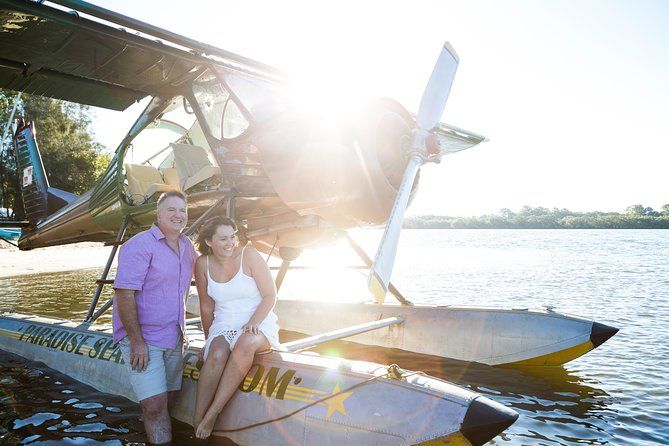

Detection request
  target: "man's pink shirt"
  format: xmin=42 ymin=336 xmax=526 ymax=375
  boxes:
xmin=112 ymin=224 xmax=197 ymax=348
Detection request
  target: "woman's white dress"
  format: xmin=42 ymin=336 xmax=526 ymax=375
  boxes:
xmin=203 ymin=247 xmax=280 ymax=359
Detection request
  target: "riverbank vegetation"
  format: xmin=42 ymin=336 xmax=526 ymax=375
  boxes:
xmin=0 ymin=91 xmax=109 ymax=220
xmin=405 ymin=205 xmax=669 ymax=229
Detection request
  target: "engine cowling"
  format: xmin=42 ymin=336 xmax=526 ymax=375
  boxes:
xmin=256 ymin=98 xmax=419 ymax=229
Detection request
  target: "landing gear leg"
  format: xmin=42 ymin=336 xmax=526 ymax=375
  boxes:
xmin=183 ymin=195 xmax=232 ymax=237
xmin=275 ymin=260 xmax=290 ymax=292
xmin=85 ymin=216 xmax=130 ymax=322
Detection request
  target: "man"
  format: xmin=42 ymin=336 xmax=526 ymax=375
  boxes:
xmin=113 ymin=190 xmax=196 ymax=444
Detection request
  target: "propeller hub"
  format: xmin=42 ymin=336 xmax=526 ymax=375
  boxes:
xmin=426 ymin=134 xmax=440 ymax=156
xmin=374 ymin=103 xmax=418 ymax=192
xmin=408 ymin=129 xmax=442 ymax=164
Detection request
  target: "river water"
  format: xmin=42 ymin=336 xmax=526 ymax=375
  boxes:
xmin=1 ymin=229 xmax=667 ymax=445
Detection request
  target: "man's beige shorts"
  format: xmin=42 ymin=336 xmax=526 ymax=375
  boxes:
xmin=119 ymin=335 xmax=184 ymax=401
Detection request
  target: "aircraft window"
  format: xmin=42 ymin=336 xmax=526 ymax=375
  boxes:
xmin=158 ymin=151 xmax=175 ymax=170
xmin=161 ymin=97 xmax=198 ymax=131
xmin=123 ymin=96 xmax=196 ymax=166
xmin=219 ymin=70 xmax=288 ymax=122
xmin=124 ymin=125 xmax=184 ymax=166
xmin=222 ymin=99 xmax=247 ymax=139
xmin=192 ymin=71 xmax=249 ymax=140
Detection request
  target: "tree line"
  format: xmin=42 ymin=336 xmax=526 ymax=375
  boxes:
xmin=0 ymin=91 xmax=109 ymax=219
xmin=404 ymin=205 xmax=669 ymax=229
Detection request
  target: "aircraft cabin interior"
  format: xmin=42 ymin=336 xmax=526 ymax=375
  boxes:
xmin=118 ymin=65 xmax=282 ymax=207
xmin=120 ymin=84 xmax=249 ymax=206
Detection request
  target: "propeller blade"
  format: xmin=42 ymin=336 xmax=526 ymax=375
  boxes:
xmin=368 ymin=42 xmax=460 ymax=303
xmin=368 ymin=155 xmax=422 ymax=303
xmin=415 ymin=42 xmax=459 ymax=131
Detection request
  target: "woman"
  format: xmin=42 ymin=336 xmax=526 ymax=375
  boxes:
xmin=193 ymin=216 xmax=280 ymax=439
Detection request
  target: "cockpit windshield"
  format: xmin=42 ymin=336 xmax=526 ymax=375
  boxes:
xmin=192 ymin=70 xmax=249 ymax=140
xmin=191 ymin=67 xmax=289 ymax=136
xmin=217 ymin=70 xmax=289 ymax=123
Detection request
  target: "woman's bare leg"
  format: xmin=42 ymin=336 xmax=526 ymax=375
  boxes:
xmin=195 ymin=333 xmax=269 ymax=439
xmin=193 ymin=336 xmax=230 ymax=429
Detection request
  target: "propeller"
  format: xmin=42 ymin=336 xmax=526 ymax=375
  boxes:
xmin=367 ymin=42 xmax=459 ymax=303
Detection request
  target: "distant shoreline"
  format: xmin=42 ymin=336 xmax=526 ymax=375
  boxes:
xmin=404 ymin=206 xmax=669 ymax=230
xmin=402 ymin=226 xmax=669 ymax=229
xmin=402 ymin=223 xmax=669 ymax=231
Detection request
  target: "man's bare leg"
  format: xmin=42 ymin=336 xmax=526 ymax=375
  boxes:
xmin=168 ymin=390 xmax=179 ymax=407
xmin=141 ymin=392 xmax=172 ymax=444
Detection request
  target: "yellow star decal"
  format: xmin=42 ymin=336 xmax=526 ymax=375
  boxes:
xmin=323 ymin=383 xmax=353 ymax=419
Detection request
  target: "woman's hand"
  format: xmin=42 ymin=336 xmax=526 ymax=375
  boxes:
xmin=242 ymin=323 xmax=260 ymax=335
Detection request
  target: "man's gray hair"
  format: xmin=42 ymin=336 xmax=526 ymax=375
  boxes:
xmin=157 ymin=190 xmax=187 ymax=207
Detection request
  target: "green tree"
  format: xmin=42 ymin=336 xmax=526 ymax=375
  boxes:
xmin=1 ymin=91 xmax=109 ymax=217
xmin=661 ymin=204 xmax=669 ymax=216
xmin=499 ymin=208 xmax=515 ymax=219
xmin=21 ymin=95 xmax=110 ymax=194
xmin=405 ymin=205 xmax=669 ymax=229
xmin=643 ymin=207 xmax=660 ymax=217
xmin=625 ymin=204 xmax=645 ymax=216
xmin=0 ymin=92 xmax=21 ymax=217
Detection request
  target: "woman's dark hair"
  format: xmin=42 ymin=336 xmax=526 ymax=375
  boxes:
xmin=196 ymin=216 xmax=238 ymax=255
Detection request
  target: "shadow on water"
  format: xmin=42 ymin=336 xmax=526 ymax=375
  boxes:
xmin=0 ymin=349 xmax=146 ymax=444
xmin=0 ymin=349 xmax=202 ymax=445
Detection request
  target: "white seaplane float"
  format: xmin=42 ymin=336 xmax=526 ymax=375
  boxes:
xmin=0 ymin=312 xmax=517 ymax=445
xmin=0 ymin=0 xmax=614 ymax=443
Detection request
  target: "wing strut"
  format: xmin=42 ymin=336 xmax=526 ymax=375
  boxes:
xmin=183 ymin=195 xmax=231 ymax=237
xmin=281 ymin=317 xmax=405 ymax=352
xmin=345 ymin=233 xmax=413 ymax=306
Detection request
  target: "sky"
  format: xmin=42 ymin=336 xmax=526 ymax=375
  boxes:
xmin=90 ymin=0 xmax=669 ymax=216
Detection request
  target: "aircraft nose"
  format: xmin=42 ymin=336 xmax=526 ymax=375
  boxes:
xmin=590 ymin=322 xmax=619 ymax=348
xmin=460 ymin=396 xmax=518 ymax=445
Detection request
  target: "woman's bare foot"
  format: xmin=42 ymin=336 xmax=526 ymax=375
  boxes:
xmin=192 ymin=416 xmax=201 ymax=436
xmin=195 ymin=412 xmax=217 ymax=440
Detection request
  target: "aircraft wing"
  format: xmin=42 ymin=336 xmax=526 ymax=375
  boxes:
xmin=0 ymin=0 xmax=283 ymax=110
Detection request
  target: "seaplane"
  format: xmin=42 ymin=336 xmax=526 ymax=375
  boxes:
xmin=0 ymin=0 xmax=614 ymax=442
